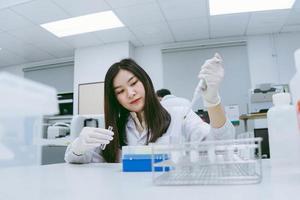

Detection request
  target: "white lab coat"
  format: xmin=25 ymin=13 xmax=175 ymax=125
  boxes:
xmin=64 ymin=104 xmax=235 ymax=164
xmin=160 ymin=94 xmax=191 ymax=108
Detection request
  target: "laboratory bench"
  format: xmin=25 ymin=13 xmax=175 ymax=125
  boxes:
xmin=239 ymin=112 xmax=267 ymax=131
xmin=0 ymin=161 xmax=299 ymax=200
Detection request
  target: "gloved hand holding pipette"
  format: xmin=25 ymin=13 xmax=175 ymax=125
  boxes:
xmin=198 ymin=53 xmax=224 ymax=108
xmin=71 ymin=127 xmax=114 ymax=155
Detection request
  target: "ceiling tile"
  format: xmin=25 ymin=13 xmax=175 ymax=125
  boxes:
xmin=52 ymin=0 xmax=110 ymax=16
xmin=8 ymin=26 xmax=74 ymax=57
xmin=158 ymin=0 xmax=208 ymax=20
xmin=285 ymin=10 xmax=300 ymax=25
xmin=129 ymin=40 xmax=143 ymax=47
xmin=0 ymin=32 xmax=54 ymax=61
xmin=105 ymin=0 xmax=155 ymax=8
xmin=210 ymin=13 xmax=250 ymax=38
xmin=114 ymin=2 xmax=165 ymax=27
xmin=11 ymin=0 xmax=70 ymax=24
xmin=18 ymin=47 xmax=55 ymax=62
xmin=0 ymin=49 xmax=27 ymax=67
xmin=168 ymin=18 xmax=209 ymax=41
xmin=247 ymin=10 xmax=290 ymax=35
xmin=9 ymin=26 xmax=70 ymax=47
xmin=0 ymin=9 xmax=34 ymax=31
xmin=47 ymin=47 xmax=74 ymax=58
xmin=0 ymin=31 xmax=31 ymax=49
xmin=93 ymin=27 xmax=138 ymax=44
xmin=248 ymin=10 xmax=289 ymax=27
xmin=0 ymin=0 xmax=33 ymax=9
xmin=131 ymin=22 xmax=174 ymax=45
xmin=62 ymin=33 xmax=104 ymax=48
xmin=0 ymin=0 xmax=299 ymax=66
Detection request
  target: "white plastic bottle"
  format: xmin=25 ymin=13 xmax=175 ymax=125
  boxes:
xmin=267 ymin=92 xmax=300 ymax=166
xmin=290 ymin=49 xmax=300 ymax=132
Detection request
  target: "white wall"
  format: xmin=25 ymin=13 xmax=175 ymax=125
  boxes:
xmin=275 ymin=32 xmax=300 ymax=82
xmin=134 ymin=45 xmax=163 ymax=90
xmin=247 ymin=35 xmax=278 ymax=87
xmin=247 ymin=32 xmax=300 ymax=87
xmin=73 ymin=42 xmax=134 ymax=114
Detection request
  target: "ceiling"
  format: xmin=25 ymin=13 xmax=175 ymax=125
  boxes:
xmin=0 ymin=0 xmax=300 ymax=68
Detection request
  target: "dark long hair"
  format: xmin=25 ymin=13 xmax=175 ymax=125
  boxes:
xmin=103 ymin=58 xmax=171 ymax=163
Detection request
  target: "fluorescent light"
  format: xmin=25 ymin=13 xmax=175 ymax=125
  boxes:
xmin=41 ymin=11 xmax=124 ymax=37
xmin=209 ymin=0 xmax=296 ymax=16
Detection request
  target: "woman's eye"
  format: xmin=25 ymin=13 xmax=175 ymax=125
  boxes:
xmin=130 ymin=80 xmax=138 ymax=86
xmin=116 ymin=90 xmax=124 ymax=95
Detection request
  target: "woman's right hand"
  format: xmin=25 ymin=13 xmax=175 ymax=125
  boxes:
xmin=198 ymin=53 xmax=224 ymax=107
xmin=71 ymin=127 xmax=114 ymax=155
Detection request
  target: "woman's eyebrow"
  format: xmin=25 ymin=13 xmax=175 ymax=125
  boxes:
xmin=114 ymin=76 xmax=136 ymax=89
xmin=127 ymin=76 xmax=135 ymax=82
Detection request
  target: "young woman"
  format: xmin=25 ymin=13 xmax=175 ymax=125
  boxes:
xmin=65 ymin=54 xmax=235 ymax=163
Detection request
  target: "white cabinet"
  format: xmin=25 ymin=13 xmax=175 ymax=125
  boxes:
xmin=36 ymin=115 xmax=73 ymax=165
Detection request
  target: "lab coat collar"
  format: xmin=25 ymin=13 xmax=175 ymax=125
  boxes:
xmin=127 ymin=115 xmax=148 ymax=140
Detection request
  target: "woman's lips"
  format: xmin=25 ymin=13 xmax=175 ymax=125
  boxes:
xmin=130 ymin=98 xmax=141 ymax=104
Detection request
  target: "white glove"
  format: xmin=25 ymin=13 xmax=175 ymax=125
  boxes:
xmin=198 ymin=53 xmax=224 ymax=107
xmin=71 ymin=127 xmax=114 ymax=155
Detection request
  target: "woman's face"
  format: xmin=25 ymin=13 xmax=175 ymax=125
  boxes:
xmin=113 ymin=69 xmax=145 ymax=114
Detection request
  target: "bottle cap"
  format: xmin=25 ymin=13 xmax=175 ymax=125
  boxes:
xmin=272 ymin=92 xmax=291 ymax=106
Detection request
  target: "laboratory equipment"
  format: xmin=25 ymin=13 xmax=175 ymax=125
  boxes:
xmin=183 ymin=78 xmax=207 ymax=120
xmin=122 ymin=145 xmax=169 ymax=172
xmin=47 ymin=122 xmax=70 ymax=139
xmin=267 ymin=93 xmax=300 ymax=166
xmin=248 ymin=83 xmax=288 ymax=113
xmin=151 ymin=138 xmax=263 ymax=185
xmin=0 ymin=72 xmax=58 ymax=166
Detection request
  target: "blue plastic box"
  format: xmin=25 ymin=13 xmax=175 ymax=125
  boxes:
xmin=122 ymin=154 xmax=170 ymax=172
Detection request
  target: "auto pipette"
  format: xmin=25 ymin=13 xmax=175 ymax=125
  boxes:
xmin=184 ymin=53 xmax=222 ymax=119
xmin=100 ymin=126 xmax=113 ymax=150
xmin=184 ymin=78 xmax=207 ymax=119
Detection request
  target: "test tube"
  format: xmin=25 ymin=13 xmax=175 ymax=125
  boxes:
xmin=100 ymin=126 xmax=113 ymax=150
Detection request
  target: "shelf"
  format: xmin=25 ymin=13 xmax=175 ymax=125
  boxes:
xmin=34 ymin=136 xmax=73 ymax=146
xmin=44 ymin=115 xmax=73 ymax=120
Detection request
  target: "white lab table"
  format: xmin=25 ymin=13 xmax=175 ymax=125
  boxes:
xmin=0 ymin=161 xmax=299 ymax=200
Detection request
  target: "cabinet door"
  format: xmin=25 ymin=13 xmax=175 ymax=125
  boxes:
xmin=78 ymin=82 xmax=104 ymax=115
xmin=41 ymin=145 xmax=67 ymax=165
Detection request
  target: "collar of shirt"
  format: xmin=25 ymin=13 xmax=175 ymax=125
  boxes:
xmin=129 ymin=112 xmax=146 ymax=133
xmin=127 ymin=115 xmax=148 ymax=144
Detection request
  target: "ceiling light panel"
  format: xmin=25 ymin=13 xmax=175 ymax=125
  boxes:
xmin=41 ymin=11 xmax=124 ymax=37
xmin=209 ymin=0 xmax=296 ymax=15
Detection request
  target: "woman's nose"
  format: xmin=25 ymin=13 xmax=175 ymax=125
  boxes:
xmin=127 ymin=87 xmax=136 ymax=98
